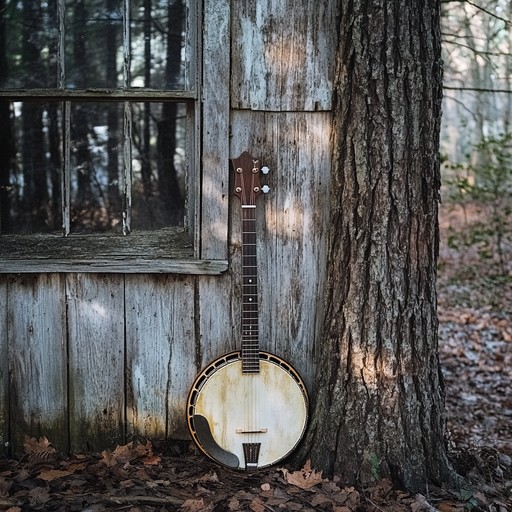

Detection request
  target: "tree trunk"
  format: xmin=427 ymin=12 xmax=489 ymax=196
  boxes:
xmin=298 ymin=0 xmax=453 ymax=492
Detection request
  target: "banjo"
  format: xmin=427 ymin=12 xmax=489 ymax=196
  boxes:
xmin=187 ymin=151 xmax=309 ymax=470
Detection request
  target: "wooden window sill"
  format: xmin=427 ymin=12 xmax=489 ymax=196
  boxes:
xmin=0 ymin=229 xmax=228 ymax=275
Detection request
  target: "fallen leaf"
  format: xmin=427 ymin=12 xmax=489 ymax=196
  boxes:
xmin=37 ymin=469 xmax=75 ymax=481
xmin=437 ymin=502 xmax=465 ymax=512
xmin=312 ymin=493 xmax=333 ymax=506
xmin=181 ymin=498 xmax=209 ymax=511
xmin=227 ymin=497 xmax=240 ymax=511
xmin=281 ymin=459 xmax=323 ymax=489
xmin=23 ymin=436 xmax=57 ymax=462
xmin=249 ymin=497 xmax=265 ymax=512
xmin=101 ymin=440 xmax=155 ymax=466
xmin=143 ymin=453 xmax=161 ymax=466
xmin=28 ymin=487 xmax=50 ymax=508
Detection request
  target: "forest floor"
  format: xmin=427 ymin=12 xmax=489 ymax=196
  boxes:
xmin=0 ymin=200 xmax=511 ymax=512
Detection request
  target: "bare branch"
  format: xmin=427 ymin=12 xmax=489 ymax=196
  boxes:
xmin=441 ymin=37 xmax=512 ymax=58
xmin=444 ymin=85 xmax=512 ymax=94
xmin=441 ymin=0 xmax=512 ymax=25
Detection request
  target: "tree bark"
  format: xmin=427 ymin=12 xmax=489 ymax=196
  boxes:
xmin=298 ymin=0 xmax=454 ymax=492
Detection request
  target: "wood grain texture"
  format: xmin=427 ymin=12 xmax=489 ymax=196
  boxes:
xmin=0 ymin=259 xmax=227 ymax=274
xmin=231 ymin=0 xmax=338 ymax=111
xmin=0 ymin=229 xmax=228 ymax=274
xmin=230 ymin=111 xmax=332 ymax=390
xmin=67 ymin=274 xmax=125 ymax=451
xmin=201 ymin=0 xmax=230 ymax=259
xmin=196 ymin=273 xmax=238 ymax=367
xmin=7 ymin=274 xmax=68 ymax=453
xmin=125 ymin=274 xmax=195 ymax=440
xmin=0 ymin=277 xmax=8 ymax=456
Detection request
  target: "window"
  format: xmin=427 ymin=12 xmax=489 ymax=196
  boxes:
xmin=0 ymin=0 xmax=229 ymax=273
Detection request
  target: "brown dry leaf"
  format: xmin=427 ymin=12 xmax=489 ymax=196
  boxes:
xmin=102 ymin=440 xmax=154 ymax=466
xmin=412 ymin=494 xmax=444 ymax=511
xmin=333 ymin=507 xmax=352 ymax=512
xmin=234 ymin=490 xmax=255 ymax=501
xmin=181 ymin=498 xmax=213 ymax=511
xmin=437 ymin=502 xmax=465 ymax=512
xmin=312 ymin=493 xmax=334 ymax=506
xmin=282 ymin=459 xmax=323 ymax=489
xmin=249 ymin=497 xmax=266 ymax=512
xmin=260 ymin=482 xmax=271 ymax=491
xmin=27 ymin=487 xmax=50 ymax=508
xmin=198 ymin=471 xmax=219 ymax=483
xmin=342 ymin=487 xmax=361 ymax=509
xmin=37 ymin=468 xmax=75 ymax=481
xmin=227 ymin=497 xmax=240 ymax=511
xmin=23 ymin=436 xmax=57 ymax=461
xmin=143 ymin=453 xmax=161 ymax=466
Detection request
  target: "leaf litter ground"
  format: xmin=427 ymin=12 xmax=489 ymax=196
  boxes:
xmin=0 ymin=201 xmax=511 ymax=512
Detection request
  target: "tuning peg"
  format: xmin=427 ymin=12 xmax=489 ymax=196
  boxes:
xmin=261 ymin=166 xmax=270 ymax=175
xmin=262 ymin=185 xmax=270 ymax=194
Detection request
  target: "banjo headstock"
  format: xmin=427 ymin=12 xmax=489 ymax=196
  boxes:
xmin=232 ymin=151 xmax=270 ymax=206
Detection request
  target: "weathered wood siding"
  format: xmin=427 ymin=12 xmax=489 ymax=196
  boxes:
xmin=232 ymin=0 xmax=337 ymax=111
xmin=0 ymin=0 xmax=336 ymax=455
xmin=230 ymin=111 xmax=332 ymax=383
xmin=6 ymin=275 xmax=68 ymax=452
xmin=0 ymin=278 xmax=8 ymax=457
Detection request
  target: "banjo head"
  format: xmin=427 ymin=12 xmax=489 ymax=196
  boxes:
xmin=187 ymin=351 xmax=308 ymax=470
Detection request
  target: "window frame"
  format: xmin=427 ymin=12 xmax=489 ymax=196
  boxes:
xmin=0 ymin=0 xmax=230 ymax=275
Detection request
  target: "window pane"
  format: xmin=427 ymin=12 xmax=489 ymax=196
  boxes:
xmin=130 ymin=102 xmax=187 ymax=230
xmin=0 ymin=0 xmax=59 ymax=89
xmin=65 ymin=0 xmax=124 ymax=89
xmin=69 ymin=102 xmax=124 ymax=233
xmin=130 ymin=0 xmax=188 ymax=89
xmin=68 ymin=101 xmax=187 ymax=234
xmin=0 ymin=101 xmax=63 ymax=234
xmin=0 ymin=0 xmax=191 ymax=91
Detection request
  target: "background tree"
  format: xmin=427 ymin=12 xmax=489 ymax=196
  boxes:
xmin=157 ymin=0 xmax=185 ymax=225
xmin=441 ymin=0 xmax=512 ymax=162
xmin=440 ymin=0 xmax=512 ymax=278
xmin=298 ymin=0 xmax=454 ymax=492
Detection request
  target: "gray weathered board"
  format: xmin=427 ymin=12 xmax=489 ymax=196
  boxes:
xmin=0 ymin=0 xmax=337 ymax=455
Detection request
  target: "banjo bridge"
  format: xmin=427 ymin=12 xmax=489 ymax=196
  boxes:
xmin=236 ymin=428 xmax=268 ymax=434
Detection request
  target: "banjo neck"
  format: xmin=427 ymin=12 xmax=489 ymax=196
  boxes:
xmin=233 ymin=152 xmax=270 ymax=374
xmin=241 ymin=204 xmax=259 ymax=373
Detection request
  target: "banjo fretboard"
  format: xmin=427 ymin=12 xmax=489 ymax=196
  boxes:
xmin=241 ymin=205 xmax=259 ymax=373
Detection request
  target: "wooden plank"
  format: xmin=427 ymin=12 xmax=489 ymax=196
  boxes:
xmin=67 ymin=274 xmax=125 ymax=451
xmin=0 ymin=228 xmax=193 ymax=264
xmin=230 ymin=111 xmax=332 ymax=390
xmin=0 ymin=89 xmax=197 ymax=100
xmin=125 ymin=274 xmax=196 ymax=440
xmin=0 ymin=259 xmax=228 ymax=275
xmin=197 ymin=273 xmax=239 ymax=367
xmin=231 ymin=0 xmax=338 ymax=111
xmin=0 ymin=276 xmax=8 ymax=456
xmin=7 ymin=274 xmax=68 ymax=454
xmin=201 ymin=0 xmax=230 ymax=259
